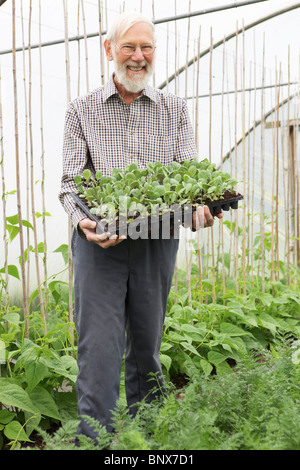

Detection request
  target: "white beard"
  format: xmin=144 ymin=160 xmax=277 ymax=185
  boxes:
xmin=112 ymin=49 xmax=155 ymax=93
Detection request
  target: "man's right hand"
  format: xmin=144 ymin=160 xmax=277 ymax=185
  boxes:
xmin=78 ymin=218 xmax=126 ymax=249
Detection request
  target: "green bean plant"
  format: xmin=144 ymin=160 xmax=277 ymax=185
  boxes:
xmin=1 ymin=192 xmax=300 ymax=449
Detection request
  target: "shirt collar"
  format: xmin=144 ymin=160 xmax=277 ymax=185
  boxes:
xmin=103 ymin=74 xmax=159 ymax=105
xmin=103 ymin=75 xmax=119 ymax=102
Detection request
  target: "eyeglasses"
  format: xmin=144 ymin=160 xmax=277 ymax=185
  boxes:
xmin=115 ymin=44 xmax=156 ymax=56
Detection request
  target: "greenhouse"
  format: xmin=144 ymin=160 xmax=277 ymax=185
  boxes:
xmin=0 ymin=0 xmax=300 ymax=451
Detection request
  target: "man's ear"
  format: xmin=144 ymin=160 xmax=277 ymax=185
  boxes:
xmin=104 ymin=39 xmax=114 ymax=61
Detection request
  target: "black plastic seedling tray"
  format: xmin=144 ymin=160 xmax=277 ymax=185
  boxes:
xmin=71 ymin=192 xmax=110 ymax=234
xmin=71 ymin=192 xmax=244 ymax=236
xmin=206 ymin=194 xmax=244 ymax=216
xmin=71 ymin=192 xmax=189 ymax=236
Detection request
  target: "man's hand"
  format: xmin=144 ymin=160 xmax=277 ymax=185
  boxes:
xmin=192 ymin=205 xmax=223 ymax=230
xmin=78 ymin=218 xmax=126 ymax=248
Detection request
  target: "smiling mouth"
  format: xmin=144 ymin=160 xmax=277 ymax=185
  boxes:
xmin=127 ymin=65 xmax=146 ymax=72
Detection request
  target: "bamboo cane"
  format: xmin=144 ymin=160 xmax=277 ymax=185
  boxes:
xmin=241 ymin=20 xmax=246 ymax=294
xmin=204 ymin=29 xmax=213 ymax=301
xmin=98 ymin=0 xmax=105 ymax=85
xmin=174 ymin=0 xmax=178 ymax=95
xmin=280 ymin=70 xmax=288 ymax=282
xmin=20 ymin=1 xmax=31 ymax=307
xmin=0 ymin=64 xmax=9 ymax=313
xmin=275 ymin=63 xmax=281 ymax=280
xmin=209 ymin=28 xmax=215 ymax=303
xmin=250 ymin=30 xmax=256 ymax=281
xmin=246 ymin=59 xmax=252 ymax=276
xmin=196 ymin=228 xmax=203 ymax=304
xmin=39 ymin=0 xmax=48 ymax=314
xmin=220 ymin=36 xmax=226 ymax=297
xmin=152 ymin=0 xmax=156 ymax=88
xmin=171 ymin=1 xmax=178 ymax=299
xmin=105 ymin=0 xmax=109 ymax=80
xmin=192 ymin=38 xmax=196 ymax=131
xmin=184 ymin=2 xmax=192 ymax=304
xmin=80 ymin=0 xmax=89 ymax=93
xmin=286 ymin=44 xmax=291 ymax=284
xmin=194 ymin=28 xmax=202 ymax=297
xmin=226 ymin=54 xmax=233 ymax=279
xmin=28 ymin=0 xmax=46 ymax=334
xmin=77 ymin=0 xmax=81 ymax=96
xmin=166 ymin=23 xmax=169 ymax=93
xmin=63 ymin=0 xmax=74 ymax=346
xmin=209 ymin=27 xmax=213 ymax=165
xmin=260 ymin=33 xmax=265 ymax=292
xmin=185 ymin=231 xmax=192 ymax=305
xmin=234 ymin=21 xmax=239 ymax=292
xmin=12 ymin=0 xmax=29 ymax=332
xmin=184 ymin=0 xmax=191 ymax=101
xmin=270 ymin=66 xmax=276 ymax=283
xmin=195 ymin=27 xmax=201 ymax=151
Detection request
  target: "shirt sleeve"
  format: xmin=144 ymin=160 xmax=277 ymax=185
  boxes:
xmin=175 ymin=99 xmax=198 ymax=162
xmin=58 ymin=102 xmax=90 ymax=228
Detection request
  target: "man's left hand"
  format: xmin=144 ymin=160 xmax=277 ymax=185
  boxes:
xmin=192 ymin=205 xmax=223 ymax=230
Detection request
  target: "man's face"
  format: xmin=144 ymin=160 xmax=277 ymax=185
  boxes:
xmin=106 ymin=22 xmax=155 ymax=93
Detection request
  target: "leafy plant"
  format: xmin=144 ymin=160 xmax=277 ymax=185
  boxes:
xmin=160 ymin=262 xmax=300 ymax=381
xmin=36 ymin=344 xmax=300 ymax=450
xmin=1 ymin=182 xmax=300 ymax=450
xmin=0 ymin=247 xmax=78 ymax=449
xmin=74 ymin=158 xmax=239 ymax=226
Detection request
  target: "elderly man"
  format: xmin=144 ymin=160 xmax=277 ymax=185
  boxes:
xmin=59 ymin=11 xmax=222 ymax=443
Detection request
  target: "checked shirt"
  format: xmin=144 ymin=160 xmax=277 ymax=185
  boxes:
xmin=59 ymin=75 xmax=198 ymax=227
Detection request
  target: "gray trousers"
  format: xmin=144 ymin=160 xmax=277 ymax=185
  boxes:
xmin=71 ymin=230 xmax=179 ymax=440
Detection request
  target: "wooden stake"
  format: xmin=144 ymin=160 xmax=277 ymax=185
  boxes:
xmin=12 ymin=0 xmax=29 ymax=331
xmin=39 ymin=0 xmax=48 ymax=314
xmin=260 ymin=33 xmax=265 ymax=292
xmin=184 ymin=0 xmax=191 ymax=101
xmin=241 ymin=20 xmax=246 ymax=293
xmin=250 ymin=30 xmax=256 ymax=281
xmin=98 ymin=0 xmax=105 ymax=85
xmin=270 ymin=66 xmax=276 ymax=283
xmin=81 ymin=0 xmax=89 ymax=93
xmin=77 ymin=0 xmax=81 ymax=96
xmin=166 ymin=23 xmax=169 ymax=93
xmin=286 ymin=44 xmax=291 ymax=284
xmin=275 ymin=63 xmax=281 ymax=280
xmin=234 ymin=21 xmax=239 ymax=292
xmin=28 ymin=0 xmax=46 ymax=334
xmin=152 ymin=0 xmax=156 ymax=88
xmin=220 ymin=36 xmax=226 ymax=297
xmin=197 ymin=228 xmax=203 ymax=304
xmin=280 ymin=70 xmax=288 ymax=283
xmin=20 ymin=0 xmax=31 ymax=307
xmin=63 ymin=0 xmax=74 ymax=346
xmin=246 ymin=59 xmax=252 ymax=277
xmin=209 ymin=28 xmax=215 ymax=302
xmin=174 ymin=0 xmax=178 ymax=95
xmin=195 ymin=27 xmax=201 ymax=151
xmin=226 ymin=54 xmax=233 ymax=279
xmin=0 ymin=64 xmax=9 ymax=313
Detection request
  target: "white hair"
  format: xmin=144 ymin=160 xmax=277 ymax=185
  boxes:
xmin=106 ymin=11 xmax=156 ymax=45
